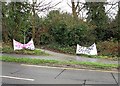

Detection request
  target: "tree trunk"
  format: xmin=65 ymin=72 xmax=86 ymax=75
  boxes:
xmin=71 ymin=0 xmax=78 ymax=19
xmin=32 ymin=0 xmax=36 ymax=40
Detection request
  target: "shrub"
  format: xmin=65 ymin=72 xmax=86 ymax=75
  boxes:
xmin=97 ymin=40 xmax=119 ymax=57
xmin=39 ymin=33 xmax=54 ymax=45
xmin=44 ymin=10 xmax=95 ymax=46
xmin=47 ymin=43 xmax=76 ymax=54
xmin=49 ymin=22 xmax=69 ymax=45
xmin=68 ymin=24 xmax=95 ymax=46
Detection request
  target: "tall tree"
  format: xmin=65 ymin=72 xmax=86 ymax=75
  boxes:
xmin=29 ymin=0 xmax=61 ymax=41
xmin=2 ymin=2 xmax=8 ymax=42
xmin=3 ymin=2 xmax=31 ymax=43
xmin=31 ymin=0 xmax=36 ymax=40
xmin=0 ymin=2 xmax=2 ymax=41
xmin=69 ymin=0 xmax=85 ymax=19
xmin=102 ymin=1 xmax=120 ymax=41
xmin=71 ymin=0 xmax=78 ymax=19
xmin=116 ymin=1 xmax=120 ymax=41
xmin=85 ymin=2 xmax=108 ymax=41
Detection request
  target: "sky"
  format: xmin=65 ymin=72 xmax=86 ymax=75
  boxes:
xmin=35 ymin=0 xmax=119 ymax=19
xmin=54 ymin=0 xmax=118 ymax=12
xmin=3 ymin=0 xmax=119 ymax=19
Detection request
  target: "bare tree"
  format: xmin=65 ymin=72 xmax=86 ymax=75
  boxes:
xmin=105 ymin=1 xmax=119 ymax=19
xmin=68 ymin=0 xmax=86 ymax=19
xmin=71 ymin=0 xmax=78 ymax=18
xmin=68 ymin=0 xmax=119 ymax=20
xmin=29 ymin=0 xmax=61 ymax=40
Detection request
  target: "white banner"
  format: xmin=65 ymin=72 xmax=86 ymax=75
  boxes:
xmin=13 ymin=39 xmax=23 ymax=50
xmin=13 ymin=39 xmax=35 ymax=50
xmin=76 ymin=43 xmax=97 ymax=55
xmin=23 ymin=39 xmax=35 ymax=50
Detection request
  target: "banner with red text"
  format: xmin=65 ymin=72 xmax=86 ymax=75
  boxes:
xmin=13 ymin=39 xmax=35 ymax=50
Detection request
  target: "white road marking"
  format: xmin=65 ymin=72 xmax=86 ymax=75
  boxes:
xmin=0 ymin=75 xmax=34 ymax=81
xmin=21 ymin=64 xmax=119 ymax=73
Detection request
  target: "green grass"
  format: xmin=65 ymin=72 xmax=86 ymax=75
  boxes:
xmin=1 ymin=56 xmax=118 ymax=70
xmin=1 ymin=45 xmax=49 ymax=56
xmin=2 ymin=43 xmax=118 ymax=60
xmin=77 ymin=54 xmax=118 ymax=60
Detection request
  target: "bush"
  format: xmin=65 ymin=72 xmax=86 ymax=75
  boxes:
xmin=49 ymin=22 xmax=69 ymax=45
xmin=47 ymin=43 xmax=76 ymax=54
xmin=68 ymin=24 xmax=95 ymax=46
xmin=39 ymin=33 xmax=54 ymax=45
xmin=97 ymin=40 xmax=119 ymax=57
xmin=44 ymin=10 xmax=95 ymax=46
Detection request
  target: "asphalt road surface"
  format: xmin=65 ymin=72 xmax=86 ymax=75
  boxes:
xmin=1 ymin=62 xmax=119 ymax=85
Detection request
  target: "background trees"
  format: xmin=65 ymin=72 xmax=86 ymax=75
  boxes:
xmin=2 ymin=2 xmax=31 ymax=43
xmin=85 ymin=2 xmax=108 ymax=41
xmin=1 ymin=1 xmax=119 ymax=57
xmin=42 ymin=10 xmax=95 ymax=46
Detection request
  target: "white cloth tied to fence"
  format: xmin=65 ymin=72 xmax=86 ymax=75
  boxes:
xmin=13 ymin=39 xmax=35 ymax=50
xmin=76 ymin=43 xmax=97 ymax=55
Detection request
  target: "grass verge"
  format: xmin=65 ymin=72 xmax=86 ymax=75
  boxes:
xmin=77 ymin=54 xmax=118 ymax=61
xmin=1 ymin=56 xmax=119 ymax=71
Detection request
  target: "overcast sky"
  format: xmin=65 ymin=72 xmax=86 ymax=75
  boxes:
xmin=54 ymin=0 xmax=118 ymax=12
xmin=5 ymin=0 xmax=119 ymax=19
xmin=34 ymin=0 xmax=118 ymax=19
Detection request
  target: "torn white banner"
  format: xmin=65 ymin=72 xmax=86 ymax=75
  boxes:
xmin=76 ymin=43 xmax=97 ymax=55
xmin=23 ymin=39 xmax=35 ymax=50
xmin=13 ymin=39 xmax=35 ymax=50
xmin=13 ymin=39 xmax=23 ymax=50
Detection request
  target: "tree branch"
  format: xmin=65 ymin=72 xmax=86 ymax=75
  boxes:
xmin=106 ymin=2 xmax=118 ymax=14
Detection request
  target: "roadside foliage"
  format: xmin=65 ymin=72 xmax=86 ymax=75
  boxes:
xmin=1 ymin=1 xmax=119 ymax=58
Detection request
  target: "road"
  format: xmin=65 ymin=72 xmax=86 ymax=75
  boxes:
xmin=1 ymin=62 xmax=119 ymax=85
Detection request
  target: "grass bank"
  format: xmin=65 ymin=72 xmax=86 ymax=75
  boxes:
xmin=1 ymin=44 xmax=49 ymax=56
xmin=2 ymin=42 xmax=118 ymax=60
xmin=1 ymin=56 xmax=118 ymax=71
xmin=44 ymin=43 xmax=118 ymax=60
